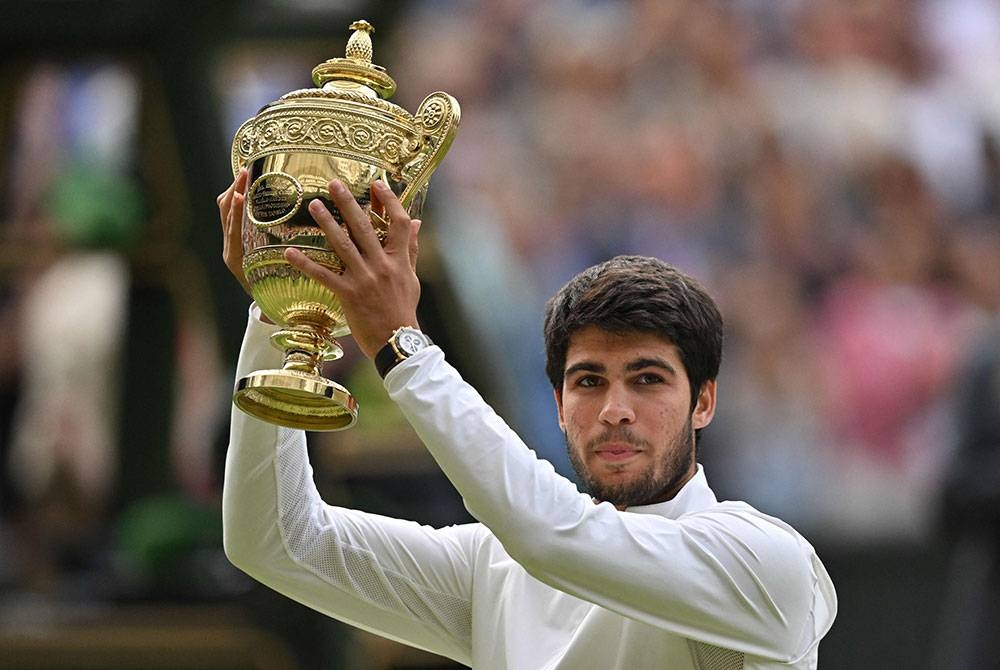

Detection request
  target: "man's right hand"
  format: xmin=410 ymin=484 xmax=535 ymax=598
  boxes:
xmin=218 ymin=167 xmax=250 ymax=296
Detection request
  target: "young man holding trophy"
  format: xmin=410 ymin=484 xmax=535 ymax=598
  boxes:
xmin=219 ymin=19 xmax=835 ymax=670
xmin=219 ymin=173 xmax=837 ymax=668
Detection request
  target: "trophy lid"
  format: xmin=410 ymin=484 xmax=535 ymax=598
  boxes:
xmin=233 ymin=17 xmax=459 ymax=185
xmin=310 ymin=20 xmax=397 ymax=100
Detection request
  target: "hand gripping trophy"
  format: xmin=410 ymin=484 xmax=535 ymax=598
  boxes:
xmin=230 ymin=20 xmax=460 ymax=431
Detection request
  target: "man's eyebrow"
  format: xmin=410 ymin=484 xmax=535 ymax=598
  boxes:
xmin=564 ymin=358 xmax=678 ymax=377
xmin=564 ymin=361 xmax=606 ymax=377
xmin=626 ymin=357 xmax=677 ymax=376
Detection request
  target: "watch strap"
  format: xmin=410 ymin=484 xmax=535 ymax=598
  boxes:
xmin=374 ymin=340 xmax=401 ymax=379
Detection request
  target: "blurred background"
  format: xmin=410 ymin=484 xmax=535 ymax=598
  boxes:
xmin=1 ymin=0 xmax=998 ymax=668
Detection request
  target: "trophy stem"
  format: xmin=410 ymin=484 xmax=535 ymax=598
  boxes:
xmin=273 ymin=326 xmax=344 ymax=373
xmin=232 ymin=323 xmax=357 ymax=432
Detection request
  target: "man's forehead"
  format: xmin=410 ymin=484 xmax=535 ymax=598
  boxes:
xmin=565 ymin=326 xmax=682 ymax=362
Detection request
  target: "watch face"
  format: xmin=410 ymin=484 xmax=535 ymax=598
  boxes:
xmin=395 ymin=328 xmax=428 ymax=356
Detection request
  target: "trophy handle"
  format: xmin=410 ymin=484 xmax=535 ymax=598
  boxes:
xmin=231 ymin=117 xmax=257 ymax=177
xmin=399 ymin=92 xmax=461 ymax=209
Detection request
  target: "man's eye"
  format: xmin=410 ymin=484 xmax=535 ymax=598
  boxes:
xmin=576 ymin=375 xmax=602 ymax=388
xmin=635 ymin=373 xmax=663 ymax=385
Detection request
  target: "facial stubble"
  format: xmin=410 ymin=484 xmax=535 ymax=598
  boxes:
xmin=566 ymin=417 xmax=695 ymax=508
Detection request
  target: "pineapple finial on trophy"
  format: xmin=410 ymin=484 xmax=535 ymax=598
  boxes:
xmin=346 ymin=20 xmax=374 ymax=63
xmin=310 ymin=19 xmax=396 ymax=99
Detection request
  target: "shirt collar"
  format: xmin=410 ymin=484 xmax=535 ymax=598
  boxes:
xmin=624 ymin=464 xmax=717 ymax=519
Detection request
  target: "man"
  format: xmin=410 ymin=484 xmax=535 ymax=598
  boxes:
xmin=219 ymin=174 xmax=837 ymax=669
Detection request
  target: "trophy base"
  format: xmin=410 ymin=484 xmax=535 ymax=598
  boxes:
xmin=233 ymin=369 xmax=358 ymax=431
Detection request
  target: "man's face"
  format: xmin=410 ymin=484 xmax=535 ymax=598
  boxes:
xmin=555 ymin=326 xmax=716 ymax=509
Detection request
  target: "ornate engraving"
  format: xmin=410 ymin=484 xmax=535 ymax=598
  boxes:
xmin=232 ymin=117 xmax=259 ymax=174
xmin=234 ymin=107 xmax=420 ymax=172
xmin=420 ymin=99 xmax=445 ymax=130
xmin=244 ymin=246 xmax=345 ymax=275
xmin=399 ymin=92 xmax=461 ymax=206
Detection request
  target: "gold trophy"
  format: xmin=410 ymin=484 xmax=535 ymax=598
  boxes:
xmin=231 ymin=20 xmax=460 ymax=431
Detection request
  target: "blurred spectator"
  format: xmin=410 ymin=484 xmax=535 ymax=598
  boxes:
xmin=2 ymin=64 xmax=138 ymax=592
xmin=932 ymin=222 xmax=1000 ymax=669
xmin=809 ymin=156 xmax=972 ymax=537
xmin=1 ymin=58 xmax=231 ymax=598
xmin=708 ymin=262 xmax=834 ymax=530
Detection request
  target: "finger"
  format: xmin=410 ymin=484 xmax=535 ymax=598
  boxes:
xmin=218 ymin=168 xmax=248 ymax=217
xmin=369 ymin=181 xmax=386 ymax=225
xmin=220 ymin=171 xmax=244 ymax=242
xmin=308 ymin=197 xmax=364 ymax=269
xmin=409 ymin=219 xmax=421 ymax=272
xmin=228 ymin=191 xmax=245 ymax=249
xmin=232 ymin=168 xmax=249 ymax=218
xmin=374 ymin=180 xmax=412 ymax=257
xmin=235 ymin=167 xmax=249 ymax=193
xmin=225 ymin=174 xmax=247 ymax=255
xmin=285 ymin=247 xmax=345 ymax=291
xmin=221 ymin=169 xmax=251 ymax=295
xmin=218 ymin=181 xmax=234 ymax=220
xmin=328 ymin=179 xmax=381 ymax=257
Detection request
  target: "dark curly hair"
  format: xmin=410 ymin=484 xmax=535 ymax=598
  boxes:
xmin=543 ymin=256 xmax=723 ymax=410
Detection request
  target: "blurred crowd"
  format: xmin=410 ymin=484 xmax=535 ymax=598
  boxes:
xmin=383 ymin=0 xmax=1000 ymax=541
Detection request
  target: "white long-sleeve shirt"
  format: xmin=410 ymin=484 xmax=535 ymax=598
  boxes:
xmin=223 ymin=307 xmax=837 ymax=669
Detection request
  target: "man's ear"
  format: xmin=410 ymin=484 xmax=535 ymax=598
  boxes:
xmin=692 ymin=380 xmax=717 ymax=430
xmin=554 ymin=387 xmax=566 ymax=431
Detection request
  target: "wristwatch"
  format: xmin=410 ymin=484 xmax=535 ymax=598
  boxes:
xmin=375 ymin=326 xmax=433 ymax=378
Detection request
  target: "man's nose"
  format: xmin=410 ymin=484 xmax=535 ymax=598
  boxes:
xmin=598 ymin=387 xmax=635 ymax=425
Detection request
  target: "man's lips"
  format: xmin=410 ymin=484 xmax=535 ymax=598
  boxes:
xmin=594 ymin=443 xmax=642 ymax=462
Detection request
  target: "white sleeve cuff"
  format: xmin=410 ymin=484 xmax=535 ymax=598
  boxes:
xmin=236 ymin=302 xmax=284 ymax=378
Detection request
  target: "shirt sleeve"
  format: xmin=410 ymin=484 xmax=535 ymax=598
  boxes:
xmin=385 ymin=347 xmax=837 ymax=663
xmin=222 ymin=306 xmax=477 ymax=665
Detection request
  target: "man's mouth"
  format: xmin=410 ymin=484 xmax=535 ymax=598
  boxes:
xmin=594 ymin=444 xmax=642 ymax=462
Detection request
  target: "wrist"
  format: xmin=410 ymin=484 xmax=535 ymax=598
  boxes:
xmin=374 ymin=326 xmax=433 ymax=378
xmin=356 ymin=313 xmax=420 ymax=359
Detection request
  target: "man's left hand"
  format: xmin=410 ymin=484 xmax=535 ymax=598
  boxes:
xmin=285 ymin=179 xmax=422 ymax=359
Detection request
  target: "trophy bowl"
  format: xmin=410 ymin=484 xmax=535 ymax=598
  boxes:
xmin=231 ymin=20 xmax=460 ymax=431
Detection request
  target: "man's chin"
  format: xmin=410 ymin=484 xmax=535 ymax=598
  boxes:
xmin=587 ymin=477 xmax=646 ymax=508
